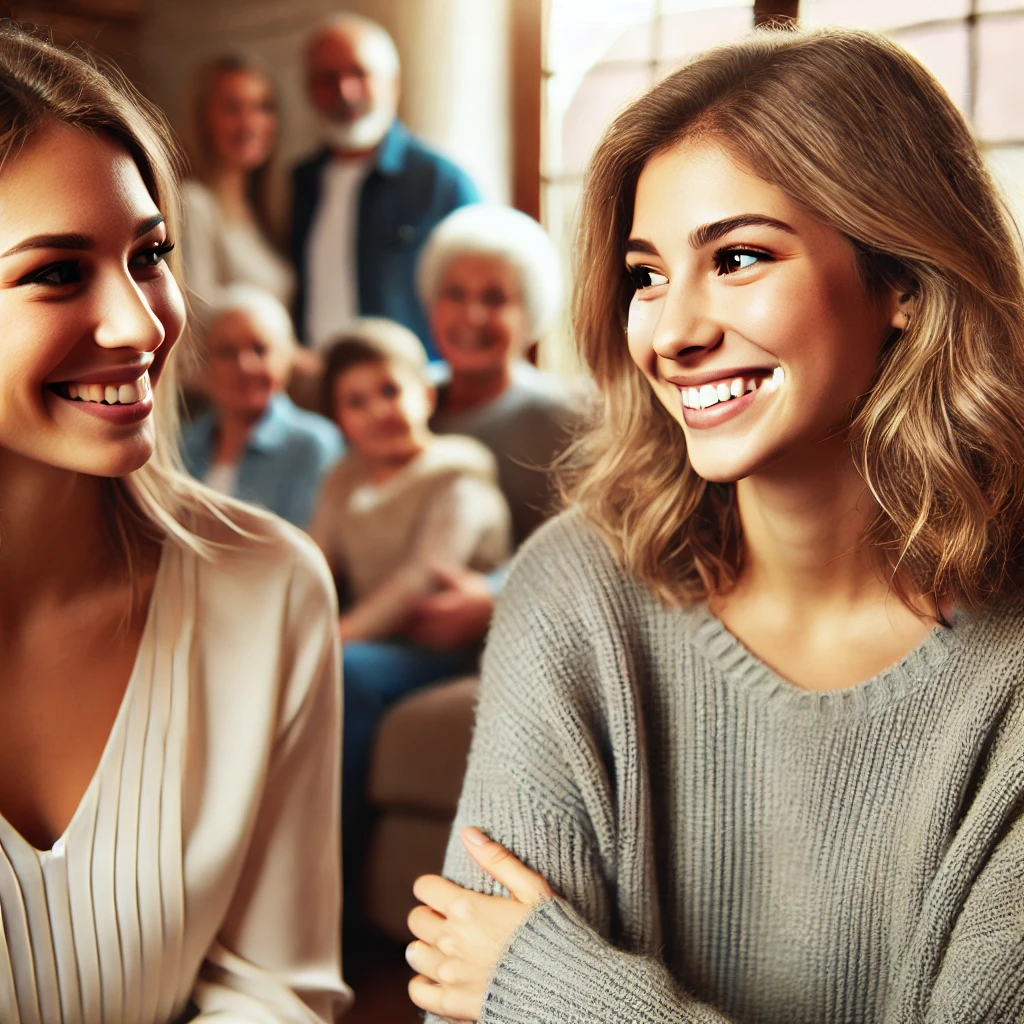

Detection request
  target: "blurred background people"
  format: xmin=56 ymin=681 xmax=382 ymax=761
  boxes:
xmin=307 ymin=317 xmax=509 ymax=949
xmin=420 ymin=204 xmax=579 ymax=546
xmin=292 ymin=14 xmax=479 ymax=358
xmin=180 ymin=284 xmax=343 ymax=527
xmin=180 ymin=54 xmax=294 ymax=329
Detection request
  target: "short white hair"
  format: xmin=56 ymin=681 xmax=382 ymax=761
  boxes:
xmin=206 ymin=284 xmax=296 ymax=352
xmin=416 ymin=205 xmax=563 ymax=340
xmin=309 ymin=13 xmax=400 ymax=77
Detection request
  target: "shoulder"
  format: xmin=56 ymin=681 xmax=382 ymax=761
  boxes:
xmin=278 ymin=402 xmax=344 ymax=461
xmin=422 ymin=434 xmax=499 ymax=481
xmin=291 ymin=147 xmax=331 ymax=182
xmin=506 ymin=363 xmax=583 ymax=420
xmin=400 ymin=130 xmax=477 ymax=194
xmin=189 ymin=508 xmax=337 ymax=622
xmin=180 ymin=179 xmax=218 ymax=217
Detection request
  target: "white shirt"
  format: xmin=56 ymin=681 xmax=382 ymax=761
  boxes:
xmin=305 ymin=156 xmax=372 ymax=351
xmin=0 ymin=514 xmax=351 ymax=1023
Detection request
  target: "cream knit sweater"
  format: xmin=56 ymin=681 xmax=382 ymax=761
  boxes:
xmin=433 ymin=510 xmax=1024 ymax=1024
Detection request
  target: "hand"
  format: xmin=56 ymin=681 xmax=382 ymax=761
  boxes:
xmin=403 ymin=565 xmax=494 ymax=651
xmin=406 ymin=827 xmax=554 ymax=1021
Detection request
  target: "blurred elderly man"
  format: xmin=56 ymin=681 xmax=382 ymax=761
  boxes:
xmin=292 ymin=13 xmax=478 ymax=358
xmin=180 ymin=284 xmax=344 ymax=527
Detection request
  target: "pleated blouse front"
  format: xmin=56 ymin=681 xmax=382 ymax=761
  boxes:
xmin=0 ymin=523 xmax=351 ymax=1024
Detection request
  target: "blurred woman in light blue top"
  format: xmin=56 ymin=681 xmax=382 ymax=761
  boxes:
xmin=180 ymin=284 xmax=343 ymax=527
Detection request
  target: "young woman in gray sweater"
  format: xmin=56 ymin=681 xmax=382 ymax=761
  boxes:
xmin=405 ymin=26 xmax=1024 ymax=1024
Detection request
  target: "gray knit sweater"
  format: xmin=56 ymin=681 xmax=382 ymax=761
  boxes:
xmin=431 ymin=510 xmax=1024 ymax=1024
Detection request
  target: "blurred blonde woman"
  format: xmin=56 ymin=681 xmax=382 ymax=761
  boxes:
xmin=180 ymin=54 xmax=294 ymax=327
xmin=407 ymin=27 xmax=1024 ymax=1024
xmin=0 ymin=24 xmax=349 ymax=1023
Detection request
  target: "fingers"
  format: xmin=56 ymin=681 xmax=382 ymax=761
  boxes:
xmin=408 ymin=973 xmax=479 ymax=1021
xmin=461 ymin=828 xmax=554 ymax=906
xmin=407 ymin=903 xmax=446 ymax=946
xmin=413 ymin=872 xmax=472 ymax=917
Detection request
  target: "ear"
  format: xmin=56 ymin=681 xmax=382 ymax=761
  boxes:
xmin=424 ymin=383 xmax=438 ymax=418
xmin=889 ymin=286 xmax=916 ymax=331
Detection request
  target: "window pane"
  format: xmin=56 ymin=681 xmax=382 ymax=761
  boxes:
xmin=555 ymin=65 xmax=653 ymax=177
xmin=985 ymin=146 xmax=1024 ymax=229
xmin=974 ymin=13 xmax=1024 ymax=142
xmin=976 ymin=0 xmax=1024 ymax=12
xmin=889 ymin=21 xmax=970 ymax=113
xmin=802 ymin=0 xmax=970 ymax=32
xmin=546 ymin=0 xmax=656 ymax=72
xmin=538 ymin=179 xmax=586 ymax=376
xmin=657 ymin=5 xmax=753 ymax=66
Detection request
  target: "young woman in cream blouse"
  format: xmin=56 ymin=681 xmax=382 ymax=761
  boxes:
xmin=0 ymin=24 xmax=349 ymax=1024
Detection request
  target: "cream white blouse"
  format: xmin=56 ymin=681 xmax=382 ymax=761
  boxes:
xmin=0 ymin=516 xmax=352 ymax=1023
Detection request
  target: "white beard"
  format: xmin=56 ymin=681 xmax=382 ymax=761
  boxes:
xmin=321 ymin=108 xmax=394 ymax=152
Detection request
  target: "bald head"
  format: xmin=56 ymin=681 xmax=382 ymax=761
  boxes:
xmin=306 ymin=14 xmax=400 ymax=152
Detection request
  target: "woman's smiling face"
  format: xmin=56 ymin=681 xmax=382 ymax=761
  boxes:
xmin=626 ymin=140 xmax=904 ymax=483
xmin=0 ymin=123 xmax=184 ymax=477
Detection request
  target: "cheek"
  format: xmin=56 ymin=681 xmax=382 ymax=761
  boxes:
xmin=626 ymin=295 xmax=658 ymax=374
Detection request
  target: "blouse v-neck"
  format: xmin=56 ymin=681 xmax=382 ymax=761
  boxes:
xmin=0 ymin=542 xmax=196 ymax=1024
xmin=0 ymin=547 xmax=169 ymax=860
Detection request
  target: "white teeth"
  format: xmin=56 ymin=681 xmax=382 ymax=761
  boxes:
xmin=65 ymin=372 xmax=149 ymax=405
xmin=716 ymin=382 xmax=730 ymax=402
xmin=698 ymin=385 xmax=719 ymax=409
xmin=730 ymin=378 xmax=743 ymax=398
xmin=688 ymin=388 xmax=700 ymax=408
xmin=761 ymin=366 xmax=785 ymax=392
xmin=746 ymin=379 xmax=756 ymax=392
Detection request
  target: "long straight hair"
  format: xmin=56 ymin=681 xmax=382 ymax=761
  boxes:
xmin=567 ymin=27 xmax=1024 ymax=609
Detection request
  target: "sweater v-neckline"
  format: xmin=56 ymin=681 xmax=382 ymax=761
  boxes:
xmin=0 ymin=545 xmax=168 ymax=857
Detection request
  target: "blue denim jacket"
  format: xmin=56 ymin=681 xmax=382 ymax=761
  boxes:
xmin=180 ymin=393 xmax=343 ymax=529
xmin=291 ymin=120 xmax=479 ymax=358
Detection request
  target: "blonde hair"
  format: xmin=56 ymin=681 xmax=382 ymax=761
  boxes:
xmin=569 ymin=26 xmax=1024 ymax=610
xmin=206 ymin=283 xmax=296 ymax=354
xmin=0 ymin=23 xmax=258 ymax=573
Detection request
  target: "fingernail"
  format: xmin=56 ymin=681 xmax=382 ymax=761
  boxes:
xmin=462 ymin=826 xmax=489 ymax=846
xmin=405 ymin=942 xmax=419 ymax=967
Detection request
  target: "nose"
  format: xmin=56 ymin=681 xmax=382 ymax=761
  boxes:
xmin=238 ymin=348 xmax=265 ymax=374
xmin=650 ymin=278 xmax=723 ymax=360
xmin=339 ymin=73 xmax=364 ymax=105
xmin=92 ymin=268 xmax=165 ymax=354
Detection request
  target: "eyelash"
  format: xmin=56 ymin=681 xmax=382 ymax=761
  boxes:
xmin=627 ymin=246 xmax=774 ymax=290
xmin=19 ymin=240 xmax=176 ymax=288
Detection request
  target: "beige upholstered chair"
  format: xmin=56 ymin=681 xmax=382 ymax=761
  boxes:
xmin=362 ymin=676 xmax=479 ymax=941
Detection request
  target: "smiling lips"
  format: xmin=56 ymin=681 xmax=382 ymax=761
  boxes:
xmin=678 ymin=366 xmax=784 ymax=411
xmin=51 ymin=370 xmax=152 ymax=406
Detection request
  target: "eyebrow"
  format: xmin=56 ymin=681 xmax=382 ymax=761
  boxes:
xmin=0 ymin=213 xmax=166 ymax=259
xmin=625 ymin=214 xmax=797 ymax=261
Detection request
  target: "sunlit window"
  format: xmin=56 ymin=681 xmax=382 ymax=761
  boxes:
xmin=802 ymin=0 xmax=1024 ymax=224
xmin=541 ymin=0 xmax=756 ymax=370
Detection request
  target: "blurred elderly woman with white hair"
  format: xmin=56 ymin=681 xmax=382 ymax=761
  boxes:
xmin=180 ymin=283 xmax=343 ymax=527
xmin=418 ymin=204 xmax=580 ymax=546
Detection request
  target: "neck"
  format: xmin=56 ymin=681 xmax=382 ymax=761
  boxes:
xmin=333 ymin=145 xmax=377 ymax=162
xmin=363 ymin=434 xmax=428 ymax=485
xmin=441 ymin=364 xmax=512 ymax=415
xmin=210 ymin=166 xmax=252 ymax=218
xmin=0 ymin=451 xmax=120 ymax=619
xmin=729 ymin=434 xmax=911 ymax=615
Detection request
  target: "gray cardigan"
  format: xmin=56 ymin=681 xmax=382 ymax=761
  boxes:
xmin=431 ymin=510 xmax=1024 ymax=1024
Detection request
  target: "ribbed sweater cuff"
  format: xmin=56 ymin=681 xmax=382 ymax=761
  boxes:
xmin=482 ymin=897 xmax=724 ymax=1024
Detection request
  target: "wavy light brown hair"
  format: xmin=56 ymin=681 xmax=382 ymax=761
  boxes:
xmin=0 ymin=22 xmax=253 ymax=575
xmin=568 ymin=26 xmax=1024 ymax=610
